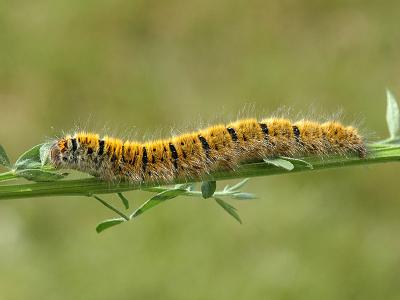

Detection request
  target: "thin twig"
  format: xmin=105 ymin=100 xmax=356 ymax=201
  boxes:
xmin=0 ymin=143 xmax=399 ymax=201
xmin=92 ymin=195 xmax=130 ymax=221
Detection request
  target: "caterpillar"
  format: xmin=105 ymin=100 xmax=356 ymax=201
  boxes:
xmin=49 ymin=118 xmax=366 ymax=184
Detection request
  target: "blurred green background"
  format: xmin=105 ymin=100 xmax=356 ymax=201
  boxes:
xmin=1 ymin=1 xmax=400 ymax=299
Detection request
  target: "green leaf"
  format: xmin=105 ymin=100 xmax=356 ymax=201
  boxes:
xmin=386 ymin=90 xmax=400 ymax=140
xmin=131 ymin=188 xmax=187 ymax=218
xmin=214 ymin=197 xmax=242 ymax=224
xmin=40 ymin=143 xmax=52 ymax=167
xmin=279 ymin=156 xmax=313 ymax=169
xmin=96 ymin=218 xmax=126 ymax=233
xmin=117 ymin=193 xmax=130 ymax=209
xmin=0 ymin=144 xmax=11 ymax=168
xmin=14 ymin=144 xmax=44 ymax=170
xmin=231 ymin=192 xmax=257 ymax=200
xmin=15 ymin=169 xmax=66 ymax=182
xmin=174 ymin=183 xmax=194 ymax=190
xmin=201 ymin=181 xmax=217 ymax=199
xmin=263 ymin=158 xmax=294 ymax=171
xmin=225 ymin=178 xmax=250 ymax=192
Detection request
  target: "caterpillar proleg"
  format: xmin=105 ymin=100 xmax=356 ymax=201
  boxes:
xmin=49 ymin=118 xmax=366 ymax=184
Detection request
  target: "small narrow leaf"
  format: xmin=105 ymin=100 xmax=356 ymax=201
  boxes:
xmin=117 ymin=193 xmax=130 ymax=209
xmin=214 ymin=197 xmax=242 ymax=224
xmin=223 ymin=184 xmax=231 ymax=192
xmin=201 ymin=181 xmax=217 ymax=199
xmin=226 ymin=178 xmax=250 ymax=192
xmin=131 ymin=188 xmax=187 ymax=218
xmin=263 ymin=158 xmax=294 ymax=171
xmin=0 ymin=144 xmax=11 ymax=168
xmin=279 ymin=157 xmax=313 ymax=169
xmin=96 ymin=218 xmax=126 ymax=233
xmin=14 ymin=144 xmax=44 ymax=170
xmin=16 ymin=169 xmax=66 ymax=182
xmin=174 ymin=183 xmax=194 ymax=190
xmin=386 ymin=90 xmax=400 ymax=140
xmin=231 ymin=192 xmax=257 ymax=200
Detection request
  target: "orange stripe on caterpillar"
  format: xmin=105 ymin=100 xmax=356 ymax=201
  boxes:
xmin=49 ymin=118 xmax=366 ymax=184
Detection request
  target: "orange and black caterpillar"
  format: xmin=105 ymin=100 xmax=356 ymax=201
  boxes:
xmin=49 ymin=118 xmax=366 ymax=184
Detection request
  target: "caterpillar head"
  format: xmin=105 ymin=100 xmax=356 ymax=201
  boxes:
xmin=49 ymin=133 xmax=102 ymax=169
xmin=49 ymin=137 xmax=75 ymax=167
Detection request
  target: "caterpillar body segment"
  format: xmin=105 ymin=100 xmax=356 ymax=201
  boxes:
xmin=49 ymin=118 xmax=366 ymax=184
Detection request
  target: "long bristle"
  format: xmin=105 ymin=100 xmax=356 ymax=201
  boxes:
xmin=49 ymin=118 xmax=366 ymax=184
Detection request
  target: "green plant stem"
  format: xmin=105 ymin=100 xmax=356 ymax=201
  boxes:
xmin=92 ymin=195 xmax=129 ymax=221
xmin=0 ymin=143 xmax=399 ymax=201
xmin=0 ymin=171 xmax=16 ymax=182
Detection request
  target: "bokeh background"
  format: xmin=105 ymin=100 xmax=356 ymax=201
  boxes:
xmin=1 ymin=1 xmax=400 ymax=299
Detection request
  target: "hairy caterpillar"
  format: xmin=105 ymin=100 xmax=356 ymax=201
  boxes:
xmin=49 ymin=118 xmax=366 ymax=184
